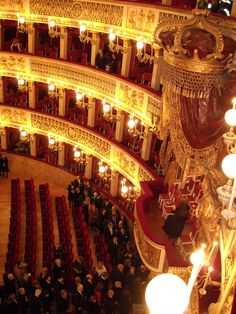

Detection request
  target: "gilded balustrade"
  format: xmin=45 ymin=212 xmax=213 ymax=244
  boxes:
xmin=0 ymin=1 xmax=235 ymax=41
xmin=0 ymin=52 xmax=161 ymax=127
xmin=0 ymin=105 xmax=156 ymax=188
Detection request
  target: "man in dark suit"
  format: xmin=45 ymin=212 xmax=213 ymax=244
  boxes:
xmin=95 ymin=49 xmax=106 ymax=70
xmin=72 ymin=283 xmax=86 ymax=314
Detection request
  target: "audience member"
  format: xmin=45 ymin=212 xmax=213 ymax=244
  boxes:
xmin=95 ymin=49 xmax=107 ymax=70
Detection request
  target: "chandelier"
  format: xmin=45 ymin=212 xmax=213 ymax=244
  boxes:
xmin=20 ymin=128 xmax=30 ymax=143
xmin=127 ymin=115 xmax=144 ymax=139
xmin=79 ymin=25 xmax=92 ymax=44
xmin=48 ymin=20 xmax=60 ymax=38
xmin=108 ymin=32 xmax=127 ymax=54
xmin=76 ymin=92 xmax=89 ymax=110
xmin=136 ymin=41 xmax=158 ymax=64
xmin=18 ymin=78 xmax=28 ymax=93
xmin=218 ymin=98 xmax=236 ymax=229
xmin=17 ymin=17 xmax=28 ymax=33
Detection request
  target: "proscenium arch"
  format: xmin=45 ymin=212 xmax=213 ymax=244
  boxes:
xmin=0 ymin=52 xmax=162 ymax=127
xmin=0 ymin=105 xmax=157 ymax=188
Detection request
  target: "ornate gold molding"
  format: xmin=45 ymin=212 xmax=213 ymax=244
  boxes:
xmin=0 ymin=106 xmax=155 ymax=188
xmin=0 ymin=52 xmax=161 ymax=128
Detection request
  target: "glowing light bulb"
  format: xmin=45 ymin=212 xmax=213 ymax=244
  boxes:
xmin=109 ymin=33 xmax=116 ymax=41
xmin=222 ymin=154 xmax=236 ymax=178
xmin=99 ymin=165 xmax=106 ymax=174
xmin=103 ymin=103 xmax=111 ymax=113
xmin=19 ymin=17 xmax=25 ymax=24
xmin=49 ymin=84 xmax=55 ymax=91
xmin=80 ymin=25 xmax=87 ymax=32
xmin=76 ymin=93 xmax=83 ymax=101
xmin=49 ymin=20 xmax=56 ymax=28
xmin=49 ymin=138 xmax=56 ymax=145
xmin=190 ymin=249 xmax=205 ymax=265
xmin=74 ymin=151 xmax=81 ymax=158
xmin=128 ymin=118 xmax=135 ymax=129
xmin=137 ymin=41 xmax=144 ymax=50
xmin=225 ymin=109 xmax=236 ymax=127
xmin=21 ymin=130 xmax=27 ymax=137
xmin=18 ymin=78 xmax=25 ymax=86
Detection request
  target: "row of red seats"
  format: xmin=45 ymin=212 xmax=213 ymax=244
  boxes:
xmin=72 ymin=207 xmax=93 ymax=269
xmin=39 ymin=183 xmax=55 ymax=271
xmin=94 ymin=234 xmax=113 ymax=273
xmin=55 ymin=196 xmax=74 ymax=280
xmin=24 ymin=179 xmax=37 ymax=279
xmin=5 ymin=178 xmax=21 ymax=272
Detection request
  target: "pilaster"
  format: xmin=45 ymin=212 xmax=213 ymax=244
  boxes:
xmin=28 ymin=23 xmax=35 ymax=54
xmin=28 ymin=81 xmax=35 ymax=108
xmin=115 ymin=110 xmax=125 ymax=142
xmin=0 ymin=127 xmax=7 ymax=150
xmin=29 ymin=134 xmax=37 ymax=157
xmin=58 ymin=142 xmax=65 ymax=166
xmin=0 ymin=76 xmax=4 ymax=103
xmin=110 ymin=171 xmax=119 ymax=197
xmin=60 ymin=27 xmax=68 ymax=59
xmin=151 ymin=48 xmax=163 ymax=91
xmin=87 ymin=97 xmax=96 ymax=127
xmin=84 ymin=155 xmax=93 ymax=179
xmin=121 ymin=40 xmax=132 ymax=77
xmin=91 ymin=32 xmax=100 ymax=66
xmin=58 ymin=88 xmax=66 ymax=116
xmin=141 ymin=126 xmax=153 ymax=161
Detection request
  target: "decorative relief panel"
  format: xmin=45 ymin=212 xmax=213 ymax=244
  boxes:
xmin=113 ymin=150 xmax=136 ymax=178
xmin=118 ymin=82 xmax=145 ymax=112
xmin=158 ymin=11 xmax=189 ymax=24
xmin=0 ymin=0 xmax=23 ymax=12
xmin=30 ymin=59 xmax=116 ymax=98
xmin=127 ymin=7 xmax=156 ymax=32
xmin=138 ymin=167 xmax=153 ymax=182
xmin=30 ymin=0 xmax=123 ymax=26
xmin=0 ymin=108 xmax=27 ymax=124
xmin=0 ymin=55 xmax=26 ymax=72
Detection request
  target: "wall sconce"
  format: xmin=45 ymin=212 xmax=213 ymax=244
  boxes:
xmin=20 ymin=128 xmax=30 ymax=143
xmin=76 ymin=92 xmax=89 ymax=110
xmin=223 ymin=98 xmax=236 ymax=153
xmin=18 ymin=78 xmax=28 ymax=93
xmin=48 ymin=20 xmax=60 ymax=38
xmin=136 ymin=40 xmax=158 ymax=65
xmin=121 ymin=179 xmax=129 ymax=198
xmin=128 ymin=115 xmax=144 ymax=139
xmin=17 ymin=17 xmax=28 ymax=33
xmin=48 ymin=135 xmax=57 ymax=151
xmin=73 ymin=147 xmax=88 ymax=165
xmin=79 ymin=25 xmax=92 ymax=44
xmin=102 ymin=101 xmax=115 ymax=122
xmin=48 ymin=83 xmax=58 ymax=99
xmin=98 ymin=160 xmax=107 ymax=177
xmin=108 ymin=32 xmax=127 ymax=54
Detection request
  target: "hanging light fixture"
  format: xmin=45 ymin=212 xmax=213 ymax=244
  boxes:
xmin=48 ymin=20 xmax=60 ymax=38
xmin=136 ymin=40 xmax=158 ymax=64
xmin=18 ymin=78 xmax=28 ymax=93
xmin=79 ymin=25 xmax=92 ymax=43
xmin=17 ymin=17 xmax=28 ymax=33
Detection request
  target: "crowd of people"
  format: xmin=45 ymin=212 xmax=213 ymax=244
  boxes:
xmin=0 ymin=176 xmax=149 ymax=313
xmin=0 ymin=154 xmax=9 ymax=178
xmin=95 ymin=49 xmax=118 ymax=74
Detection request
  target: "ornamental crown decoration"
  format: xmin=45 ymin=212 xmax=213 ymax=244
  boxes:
xmin=154 ymin=9 xmax=236 ymax=98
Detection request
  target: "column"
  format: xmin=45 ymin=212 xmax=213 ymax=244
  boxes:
xmin=121 ymin=40 xmax=132 ymax=77
xmin=87 ymin=97 xmax=96 ymax=127
xmin=28 ymin=23 xmax=35 ymax=54
xmin=151 ymin=48 xmax=163 ymax=91
xmin=180 ymin=158 xmax=191 ymax=188
xmin=58 ymin=88 xmax=66 ymax=116
xmin=84 ymin=155 xmax=93 ymax=179
xmin=0 ymin=127 xmax=7 ymax=150
xmin=115 ymin=110 xmax=125 ymax=142
xmin=110 ymin=171 xmax=119 ymax=197
xmin=0 ymin=76 xmax=4 ymax=103
xmin=28 ymin=81 xmax=35 ymax=108
xmin=91 ymin=32 xmax=100 ymax=66
xmin=60 ymin=27 xmax=68 ymax=59
xmin=141 ymin=126 xmax=153 ymax=161
xmin=58 ymin=142 xmax=65 ymax=166
xmin=29 ymin=134 xmax=37 ymax=157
